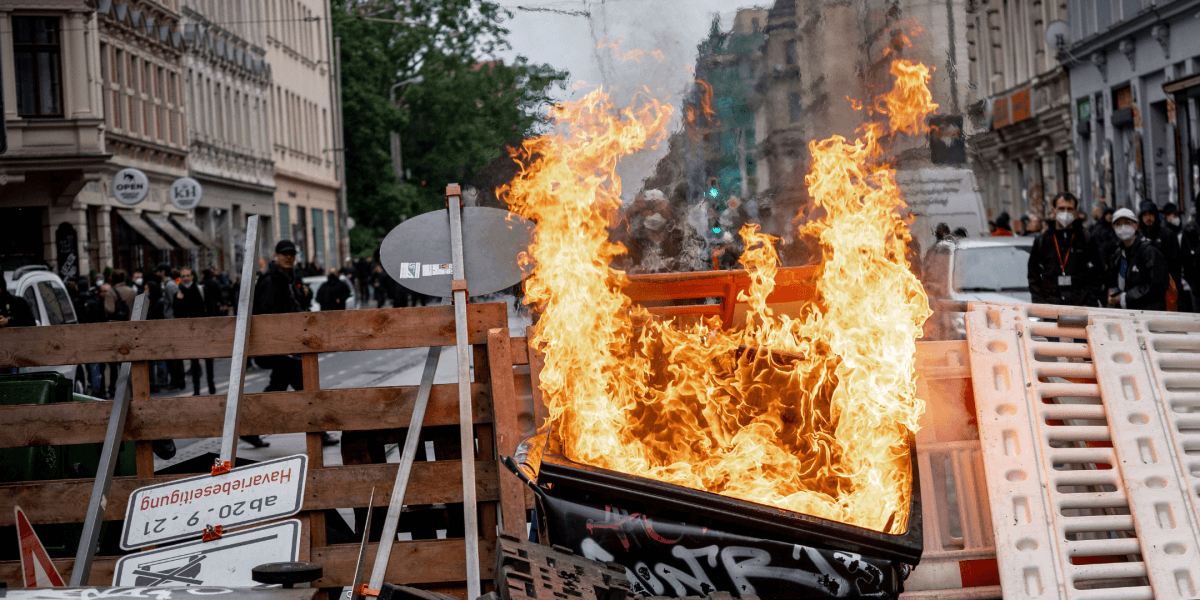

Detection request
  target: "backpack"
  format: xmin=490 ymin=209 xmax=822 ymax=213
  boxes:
xmin=109 ymin=290 xmax=131 ymax=322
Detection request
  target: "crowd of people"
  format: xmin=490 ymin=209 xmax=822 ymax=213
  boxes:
xmin=950 ymin=193 xmax=1198 ymax=312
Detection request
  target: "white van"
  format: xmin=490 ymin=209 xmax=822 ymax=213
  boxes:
xmin=3 ymin=265 xmax=89 ymax=393
xmin=896 ymin=167 xmax=989 ymax=253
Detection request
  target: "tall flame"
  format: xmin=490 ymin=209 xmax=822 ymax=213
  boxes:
xmin=503 ymin=60 xmax=937 ymax=534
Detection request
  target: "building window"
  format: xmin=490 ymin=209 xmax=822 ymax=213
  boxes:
xmin=785 ymin=40 xmax=797 ymax=65
xmin=13 ymin=16 xmax=64 ymax=117
xmin=789 ymin=92 xmax=802 ymax=123
xmin=278 ymin=203 xmax=291 ymax=240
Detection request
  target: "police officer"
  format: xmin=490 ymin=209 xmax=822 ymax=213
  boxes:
xmin=1028 ymin=192 xmax=1104 ymax=307
xmin=1108 ymin=208 xmax=1170 ymax=311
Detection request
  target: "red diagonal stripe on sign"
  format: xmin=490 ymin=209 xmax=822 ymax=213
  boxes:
xmin=15 ymin=506 xmax=65 ymax=588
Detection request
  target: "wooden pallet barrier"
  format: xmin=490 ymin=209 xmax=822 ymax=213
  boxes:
xmin=0 ymin=303 xmax=529 ymax=599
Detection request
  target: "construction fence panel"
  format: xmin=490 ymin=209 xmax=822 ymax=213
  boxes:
xmin=966 ymin=302 xmax=1200 ymax=600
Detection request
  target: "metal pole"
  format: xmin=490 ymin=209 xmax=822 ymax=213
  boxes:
xmin=71 ymin=293 xmax=149 ymax=585
xmin=348 ymin=488 xmax=376 ymax=600
xmin=447 ymin=185 xmax=481 ymax=600
xmin=333 ymin=36 xmax=350 ymax=265
xmin=368 ymin=345 xmax=441 ymax=589
xmin=218 ymin=215 xmax=261 ymax=468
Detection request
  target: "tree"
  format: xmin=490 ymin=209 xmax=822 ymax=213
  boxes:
xmin=333 ymin=0 xmax=568 ymax=256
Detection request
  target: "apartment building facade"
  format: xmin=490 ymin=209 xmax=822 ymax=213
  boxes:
xmin=1 ymin=0 xmax=342 ymax=276
xmin=966 ymin=0 xmax=1074 ymax=220
xmin=1066 ymin=0 xmax=1200 ymax=215
xmin=264 ymin=0 xmax=343 ymax=272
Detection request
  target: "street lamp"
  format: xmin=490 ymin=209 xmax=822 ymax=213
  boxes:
xmin=389 ymin=75 xmax=424 ymax=105
xmin=388 ymin=75 xmax=424 ymax=183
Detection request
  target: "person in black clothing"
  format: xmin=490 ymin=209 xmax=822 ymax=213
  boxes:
xmin=175 ymin=268 xmax=217 ymax=395
xmin=0 ymin=269 xmax=36 ymax=329
xmin=1028 ymin=192 xmax=1104 ymax=307
xmin=316 ymin=269 xmax=352 ymax=311
xmin=1108 ymin=208 xmax=1170 ymax=310
xmin=1088 ymin=206 xmax=1119 ymax=265
xmin=1138 ymin=200 xmax=1181 ymax=289
xmin=252 ymin=240 xmax=337 ymax=446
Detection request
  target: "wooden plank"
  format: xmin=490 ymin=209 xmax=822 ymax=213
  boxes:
xmin=0 ymin=461 xmax=500 ymax=527
xmin=301 ymin=353 xmax=327 ymax=563
xmin=311 ymin=539 xmax=496 ymax=586
xmin=0 ymin=383 xmax=494 ymax=449
xmin=0 ymin=557 xmax=115 ymax=588
xmin=526 ymin=326 xmax=548 ymax=432
xmin=509 ymin=337 xmax=528 ymax=365
xmin=487 ymin=328 xmax=526 ymax=538
xmin=0 ymin=539 xmax=495 ymax=589
xmin=131 ymin=361 xmax=155 ymax=479
xmin=0 ymin=304 xmax=507 ymax=368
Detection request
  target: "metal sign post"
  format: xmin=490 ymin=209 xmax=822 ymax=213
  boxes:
xmin=447 ymin=185 xmax=481 ymax=600
xmin=72 ymin=293 xmax=149 ymax=585
xmin=366 ymin=346 xmax=441 ymax=590
xmin=348 ymin=488 xmax=376 ymax=600
xmin=217 ymin=215 xmax=260 ymax=472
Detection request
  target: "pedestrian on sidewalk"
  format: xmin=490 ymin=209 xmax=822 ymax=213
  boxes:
xmin=175 ymin=267 xmax=218 ymax=395
xmin=252 ymin=240 xmax=337 ymax=447
xmin=316 ymin=269 xmax=351 ymax=311
xmin=1027 ymin=192 xmax=1104 ymax=307
xmin=1107 ymin=208 xmax=1169 ymax=310
xmin=155 ymin=263 xmax=186 ymax=390
xmin=0 ymin=268 xmax=35 ymax=329
xmin=103 ymin=270 xmax=136 ymax=398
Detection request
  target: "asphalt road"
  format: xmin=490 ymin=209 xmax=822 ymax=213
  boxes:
xmin=151 ymin=295 xmax=531 ymax=471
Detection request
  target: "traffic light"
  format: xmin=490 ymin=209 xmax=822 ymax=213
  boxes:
xmin=707 ymin=177 xmax=719 ymax=199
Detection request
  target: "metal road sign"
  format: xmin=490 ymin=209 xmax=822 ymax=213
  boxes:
xmin=121 ymin=454 xmax=307 ymax=550
xmin=113 ymin=168 xmax=150 ymax=205
xmin=379 ymin=206 xmax=534 ymax=298
xmin=113 ymin=520 xmax=301 ymax=588
xmin=3 ymin=588 xmax=318 ymax=600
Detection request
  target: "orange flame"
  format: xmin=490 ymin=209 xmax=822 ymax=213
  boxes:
xmin=596 ymin=37 xmax=666 ymax=63
xmin=503 ymin=60 xmax=937 ymax=534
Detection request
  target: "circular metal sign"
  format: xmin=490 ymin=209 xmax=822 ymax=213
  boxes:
xmin=380 ymin=207 xmax=535 ymax=298
xmin=112 ymin=168 xmax=150 ymax=205
xmin=170 ymin=177 xmax=203 ymax=210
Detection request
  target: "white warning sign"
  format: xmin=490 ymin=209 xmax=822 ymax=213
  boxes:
xmin=113 ymin=520 xmax=301 ymax=587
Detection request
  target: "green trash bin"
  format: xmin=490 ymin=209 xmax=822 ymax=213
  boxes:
xmin=0 ymin=371 xmax=137 ymax=559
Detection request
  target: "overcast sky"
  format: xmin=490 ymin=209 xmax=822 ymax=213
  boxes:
xmin=493 ymin=0 xmax=769 ymax=198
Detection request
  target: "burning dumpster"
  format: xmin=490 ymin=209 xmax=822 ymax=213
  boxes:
xmin=498 ymin=59 xmax=942 ymax=599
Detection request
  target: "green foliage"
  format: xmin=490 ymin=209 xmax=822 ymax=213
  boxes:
xmin=332 ymin=0 xmax=568 ymax=255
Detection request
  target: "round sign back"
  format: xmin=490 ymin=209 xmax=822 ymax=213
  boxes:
xmin=380 ymin=207 xmax=535 ymax=298
xmin=170 ymin=177 xmax=203 ymax=210
xmin=113 ymin=168 xmax=150 ymax=205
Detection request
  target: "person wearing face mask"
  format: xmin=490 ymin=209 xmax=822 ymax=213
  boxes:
xmin=1107 ymin=208 xmax=1169 ymax=310
xmin=1028 ymin=192 xmax=1105 ymax=307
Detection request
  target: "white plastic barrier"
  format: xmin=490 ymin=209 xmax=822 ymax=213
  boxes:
xmin=965 ymin=303 xmax=1200 ymax=600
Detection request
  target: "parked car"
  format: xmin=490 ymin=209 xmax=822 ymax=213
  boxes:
xmin=303 ymin=275 xmax=357 ymax=311
xmin=923 ymin=237 xmax=1034 ymax=338
xmin=3 ymin=265 xmax=89 ymax=393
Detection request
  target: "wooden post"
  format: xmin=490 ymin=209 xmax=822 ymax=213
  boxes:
xmin=487 ymin=329 xmax=525 ymax=537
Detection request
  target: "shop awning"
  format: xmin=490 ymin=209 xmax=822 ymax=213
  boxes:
xmin=1164 ymin=73 xmax=1200 ymax=95
xmin=115 ymin=210 xmax=173 ymax=250
xmin=147 ymin=215 xmax=199 ymax=250
xmin=170 ymin=216 xmax=220 ymax=250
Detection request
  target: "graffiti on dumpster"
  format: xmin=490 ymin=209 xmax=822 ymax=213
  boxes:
xmin=542 ymin=497 xmax=895 ymax=598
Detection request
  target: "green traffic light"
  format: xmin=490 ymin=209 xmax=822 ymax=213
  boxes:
xmin=712 ymin=227 xmax=722 ymax=234
xmin=709 ymin=188 xmax=719 ymax=198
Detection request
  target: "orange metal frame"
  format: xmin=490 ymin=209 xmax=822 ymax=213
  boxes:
xmin=623 ymin=265 xmax=820 ymax=326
